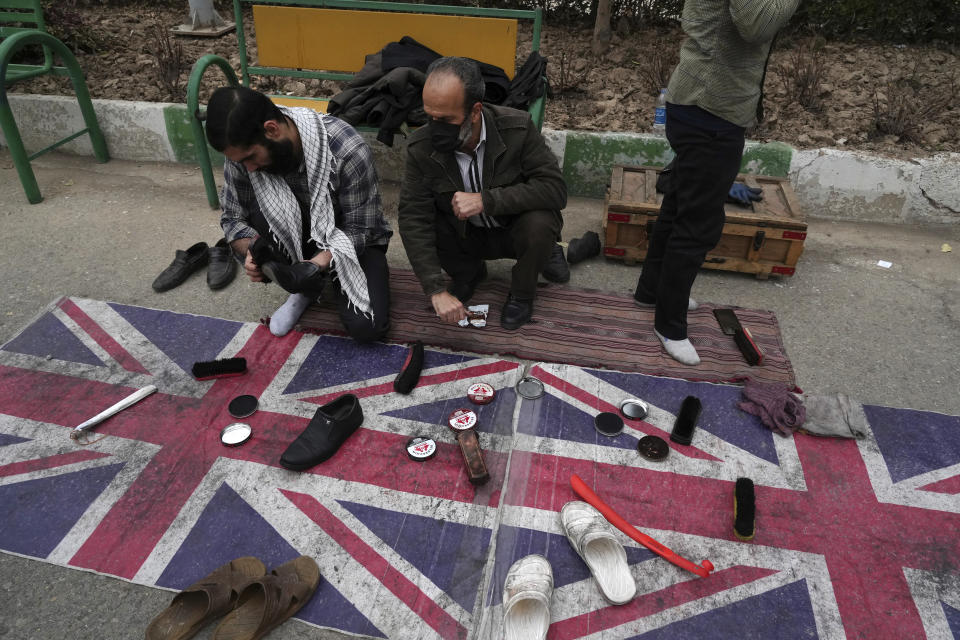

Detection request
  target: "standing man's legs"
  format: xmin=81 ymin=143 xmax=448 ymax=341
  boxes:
xmin=336 ymin=245 xmax=391 ymax=343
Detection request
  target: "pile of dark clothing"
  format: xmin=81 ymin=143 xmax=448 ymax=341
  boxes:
xmin=327 ymin=36 xmax=548 ymax=146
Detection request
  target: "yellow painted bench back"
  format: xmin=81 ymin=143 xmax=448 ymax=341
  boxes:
xmin=253 ymin=6 xmax=519 ymax=79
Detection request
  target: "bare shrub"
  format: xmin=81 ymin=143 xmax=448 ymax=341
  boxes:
xmin=777 ymin=39 xmax=826 ymax=112
xmin=873 ymin=69 xmax=957 ymax=143
xmin=150 ymin=22 xmax=184 ymax=102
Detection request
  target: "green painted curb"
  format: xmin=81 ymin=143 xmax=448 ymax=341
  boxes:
xmin=163 ymin=104 xmax=223 ymax=166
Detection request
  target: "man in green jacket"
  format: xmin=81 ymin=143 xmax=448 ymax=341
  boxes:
xmin=634 ymin=0 xmax=799 ymax=365
xmin=399 ymin=57 xmax=567 ymax=330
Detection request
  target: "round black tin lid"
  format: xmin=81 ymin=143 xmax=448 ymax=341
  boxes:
xmin=406 ymin=436 xmax=438 ymax=461
xmin=594 ymin=411 xmax=624 ymax=437
xmin=228 ymin=394 xmax=258 ymax=418
xmin=637 ymin=435 xmax=669 ymax=461
xmin=220 ymin=422 xmax=252 ymax=447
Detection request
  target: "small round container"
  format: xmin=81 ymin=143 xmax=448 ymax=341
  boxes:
xmin=515 ymin=376 xmax=544 ymax=400
xmin=637 ymin=435 xmax=669 ymax=461
xmin=220 ymin=422 xmax=252 ymax=447
xmin=620 ymin=398 xmax=649 ymax=421
xmin=228 ymin=394 xmax=258 ymax=418
xmin=467 ymin=382 xmax=496 ymax=405
xmin=406 ymin=436 xmax=437 ymax=461
xmin=448 ymin=408 xmax=478 ymax=432
xmin=594 ymin=412 xmax=624 ymax=437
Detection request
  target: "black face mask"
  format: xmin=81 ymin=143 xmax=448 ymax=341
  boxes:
xmin=428 ymin=117 xmax=473 ymax=153
xmin=261 ymin=137 xmax=301 ymax=175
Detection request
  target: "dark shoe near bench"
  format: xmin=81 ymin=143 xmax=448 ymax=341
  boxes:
xmin=542 ymin=243 xmax=570 ymax=283
xmin=280 ymin=394 xmax=364 ymax=470
xmin=207 ymin=238 xmax=237 ymax=290
xmin=501 ymin=294 xmax=534 ymax=330
xmin=152 ymin=241 xmax=209 ymax=292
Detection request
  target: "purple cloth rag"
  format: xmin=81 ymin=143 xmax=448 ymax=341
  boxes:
xmin=738 ymin=380 xmax=806 ymax=437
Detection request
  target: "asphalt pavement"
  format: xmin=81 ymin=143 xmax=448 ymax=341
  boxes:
xmin=1 ymin=149 xmax=958 ymax=639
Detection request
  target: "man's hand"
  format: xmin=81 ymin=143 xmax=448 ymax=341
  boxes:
xmin=308 ymin=250 xmax=333 ymax=270
xmin=431 ymin=291 xmax=467 ymax=325
xmin=451 ymin=192 xmax=484 ymax=220
xmin=244 ymin=250 xmax=265 ymax=282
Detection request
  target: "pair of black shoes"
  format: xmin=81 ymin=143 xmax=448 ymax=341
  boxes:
xmin=280 ymin=394 xmax=363 ymax=471
xmin=249 ymin=236 xmax=327 ymax=296
xmin=152 ymin=240 xmax=236 ymax=292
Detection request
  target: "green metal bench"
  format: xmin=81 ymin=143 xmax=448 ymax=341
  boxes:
xmin=187 ymin=0 xmax=545 ymax=209
xmin=0 ymin=0 xmax=108 ymax=204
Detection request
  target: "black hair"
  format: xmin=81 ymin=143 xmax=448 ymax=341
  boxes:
xmin=204 ymin=86 xmax=286 ymax=152
xmin=425 ymin=57 xmax=485 ymax=115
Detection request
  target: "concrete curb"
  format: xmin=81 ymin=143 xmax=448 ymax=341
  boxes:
xmin=3 ymin=93 xmax=958 ymax=223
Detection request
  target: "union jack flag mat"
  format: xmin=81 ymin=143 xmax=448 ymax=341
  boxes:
xmin=1 ymin=298 xmax=959 ymax=639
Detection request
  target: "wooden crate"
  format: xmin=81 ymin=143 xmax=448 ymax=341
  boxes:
xmin=602 ymin=165 xmax=807 ymax=278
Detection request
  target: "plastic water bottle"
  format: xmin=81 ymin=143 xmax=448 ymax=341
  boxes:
xmin=653 ymin=88 xmax=667 ymax=135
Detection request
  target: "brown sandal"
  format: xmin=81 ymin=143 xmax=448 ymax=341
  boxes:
xmin=146 ymin=556 xmax=267 ymax=640
xmin=212 ymin=556 xmax=321 ymax=640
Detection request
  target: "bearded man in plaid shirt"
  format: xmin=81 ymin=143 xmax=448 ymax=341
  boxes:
xmin=206 ymin=86 xmax=393 ymax=341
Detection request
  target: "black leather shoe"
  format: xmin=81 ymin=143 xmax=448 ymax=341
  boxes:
xmin=152 ymin=242 xmax=209 ymax=292
xmin=280 ymin=394 xmax=364 ymax=470
xmin=261 ymin=260 xmax=325 ymax=296
xmin=207 ymin=238 xmax=237 ymax=290
xmin=500 ymin=295 xmax=533 ymax=330
xmin=448 ymin=261 xmax=487 ymax=304
xmin=541 ymin=243 xmax=570 ymax=283
xmin=566 ymin=231 xmax=601 ymax=265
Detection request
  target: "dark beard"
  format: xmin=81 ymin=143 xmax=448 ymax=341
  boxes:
xmin=261 ymin=137 xmax=301 ymax=175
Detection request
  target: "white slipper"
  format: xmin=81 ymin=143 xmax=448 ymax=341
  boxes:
xmin=560 ymin=501 xmax=636 ymax=605
xmin=503 ymin=554 xmax=553 ymax=640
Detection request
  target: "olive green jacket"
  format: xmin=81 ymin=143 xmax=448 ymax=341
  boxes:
xmin=399 ymin=104 xmax=567 ymax=296
xmin=668 ymin=0 xmax=800 ymax=128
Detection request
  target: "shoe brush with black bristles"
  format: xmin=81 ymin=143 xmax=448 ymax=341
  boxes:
xmin=191 ymin=357 xmax=247 ymax=380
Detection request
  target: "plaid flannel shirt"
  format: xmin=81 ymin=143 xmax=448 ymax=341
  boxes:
xmin=219 ymin=113 xmax=392 ymax=256
xmin=667 ymin=0 xmax=799 ymax=128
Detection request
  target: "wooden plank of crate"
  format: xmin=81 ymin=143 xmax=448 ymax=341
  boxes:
xmin=784 ymin=237 xmax=806 ymax=267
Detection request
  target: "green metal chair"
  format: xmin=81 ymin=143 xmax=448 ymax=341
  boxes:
xmin=1 ymin=0 xmax=108 ymax=204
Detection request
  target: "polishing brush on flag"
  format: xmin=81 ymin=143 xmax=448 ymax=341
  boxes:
xmin=70 ymin=385 xmax=158 ymax=440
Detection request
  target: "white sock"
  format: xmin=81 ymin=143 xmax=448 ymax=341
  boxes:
xmin=655 ymin=329 xmax=701 ymax=366
xmin=636 ymin=298 xmax=699 ymax=311
xmin=269 ymin=293 xmax=312 ymax=337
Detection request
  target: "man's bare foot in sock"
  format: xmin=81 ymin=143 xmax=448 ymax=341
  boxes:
xmin=269 ymin=293 xmax=312 ymax=336
xmin=655 ymin=329 xmax=701 ymax=366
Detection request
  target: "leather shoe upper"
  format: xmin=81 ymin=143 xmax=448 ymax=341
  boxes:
xmin=280 ymin=394 xmax=363 ymax=470
xmin=207 ymin=238 xmax=237 ymax=290
xmin=152 ymin=242 xmax=209 ymax=292
xmin=566 ymin=231 xmax=601 ymax=265
xmin=500 ymin=295 xmax=533 ymax=330
xmin=541 ymin=243 xmax=570 ymax=283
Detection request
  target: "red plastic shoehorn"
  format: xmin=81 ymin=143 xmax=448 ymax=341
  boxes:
xmin=570 ymin=473 xmax=715 ymax=578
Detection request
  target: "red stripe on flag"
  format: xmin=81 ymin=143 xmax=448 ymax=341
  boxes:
xmin=0 ymin=449 xmax=110 ymax=477
xmin=550 ymin=566 xmax=777 ymax=639
xmin=58 ymin=299 xmax=151 ymax=375
xmin=299 ymin=360 xmax=520 ymax=405
xmin=918 ymin=474 xmax=960 ymax=495
xmin=532 ymin=366 xmax=722 ymax=462
xmin=281 ymin=490 xmax=468 ymax=640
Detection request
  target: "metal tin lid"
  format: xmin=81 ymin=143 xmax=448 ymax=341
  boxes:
xmin=467 ymin=382 xmax=496 ymax=405
xmin=594 ymin=411 xmax=624 ymax=437
xmin=515 ymin=376 xmax=544 ymax=400
xmin=448 ymin=408 xmax=478 ymax=432
xmin=220 ymin=422 xmax=252 ymax=447
xmin=637 ymin=435 xmax=669 ymax=461
xmin=406 ymin=436 xmax=437 ymax=461
xmin=228 ymin=394 xmax=258 ymax=418
xmin=620 ymin=398 xmax=649 ymax=420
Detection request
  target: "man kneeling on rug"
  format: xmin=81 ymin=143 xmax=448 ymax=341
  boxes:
xmin=205 ymin=86 xmax=393 ymax=342
xmin=398 ymin=57 xmax=567 ymax=330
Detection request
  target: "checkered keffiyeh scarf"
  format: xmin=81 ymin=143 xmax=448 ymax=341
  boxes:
xmin=248 ymin=107 xmax=372 ymax=319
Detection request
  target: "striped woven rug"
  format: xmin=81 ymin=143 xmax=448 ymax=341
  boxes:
xmin=296 ymin=270 xmax=796 ymax=387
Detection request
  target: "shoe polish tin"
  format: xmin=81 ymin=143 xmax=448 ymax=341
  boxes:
xmin=406 ymin=436 xmax=437 ymax=461
xmin=448 ymin=408 xmax=478 ymax=432
xmin=637 ymin=435 xmax=669 ymax=461
xmin=228 ymin=394 xmax=258 ymax=418
xmin=220 ymin=422 xmax=252 ymax=447
xmin=620 ymin=398 xmax=649 ymax=420
xmin=594 ymin=412 xmax=624 ymax=437
xmin=467 ymin=382 xmax=496 ymax=405
xmin=515 ymin=376 xmax=544 ymax=400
